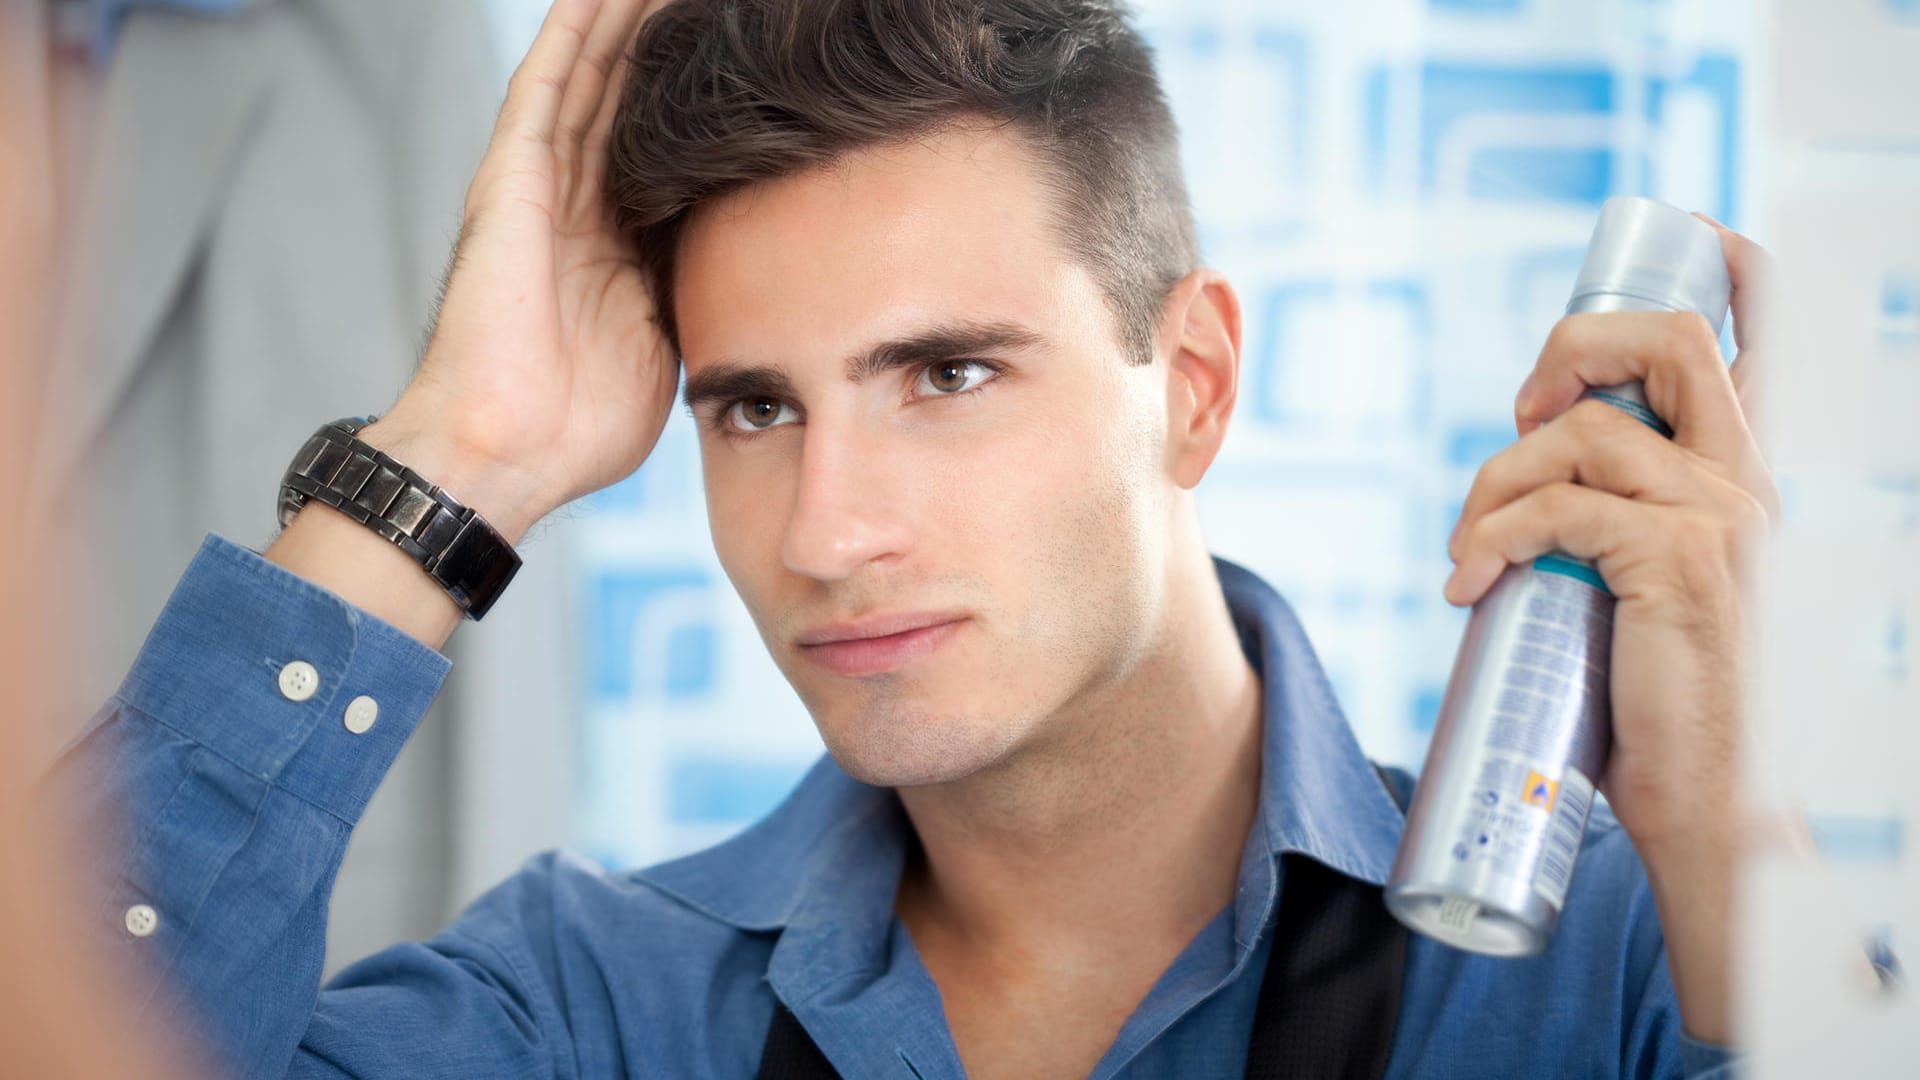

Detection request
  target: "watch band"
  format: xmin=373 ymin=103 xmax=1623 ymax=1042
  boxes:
xmin=277 ymin=416 xmax=522 ymax=620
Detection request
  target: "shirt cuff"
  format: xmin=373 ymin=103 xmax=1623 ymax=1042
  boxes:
xmin=1679 ymin=1031 xmax=1739 ymax=1078
xmin=114 ymin=531 xmax=453 ymax=822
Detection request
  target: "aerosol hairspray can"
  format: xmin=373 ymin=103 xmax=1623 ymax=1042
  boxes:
xmin=1384 ymin=197 xmax=1733 ymax=956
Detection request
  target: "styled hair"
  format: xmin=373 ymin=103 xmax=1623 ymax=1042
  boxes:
xmin=606 ymin=0 xmax=1197 ymax=365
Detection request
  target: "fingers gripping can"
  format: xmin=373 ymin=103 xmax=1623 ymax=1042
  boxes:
xmin=1384 ymin=197 xmax=1734 ymax=956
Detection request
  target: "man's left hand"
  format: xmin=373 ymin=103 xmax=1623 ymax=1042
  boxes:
xmin=1443 ymin=218 xmax=1778 ymax=1045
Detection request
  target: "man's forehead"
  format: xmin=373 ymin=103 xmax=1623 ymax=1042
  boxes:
xmin=672 ymin=124 xmax=1082 ymax=368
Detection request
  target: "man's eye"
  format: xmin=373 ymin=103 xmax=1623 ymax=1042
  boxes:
xmin=917 ymin=360 xmax=996 ymax=396
xmin=725 ymin=397 xmax=798 ymax=433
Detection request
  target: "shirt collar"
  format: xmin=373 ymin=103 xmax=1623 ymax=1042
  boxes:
xmin=1215 ymin=553 xmax=1406 ymax=887
xmin=633 ymin=554 xmax=1406 ymax=982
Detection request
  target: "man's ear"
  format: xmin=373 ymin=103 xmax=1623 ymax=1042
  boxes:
xmin=1155 ymin=269 xmax=1244 ymax=490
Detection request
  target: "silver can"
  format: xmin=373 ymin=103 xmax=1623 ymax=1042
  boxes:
xmin=1385 ymin=197 xmax=1734 ymax=956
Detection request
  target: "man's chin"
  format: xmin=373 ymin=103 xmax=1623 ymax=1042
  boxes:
xmin=812 ymin=711 xmax=1014 ymax=790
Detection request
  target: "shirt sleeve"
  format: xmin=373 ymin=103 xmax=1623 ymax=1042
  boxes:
xmin=1591 ymin=818 xmax=1741 ymax=1080
xmin=1677 ymin=1032 xmax=1737 ymax=1078
xmin=50 ymin=532 xmax=552 ymax=1076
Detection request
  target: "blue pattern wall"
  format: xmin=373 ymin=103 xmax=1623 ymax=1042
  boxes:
xmin=537 ymin=0 xmax=1761 ymax=870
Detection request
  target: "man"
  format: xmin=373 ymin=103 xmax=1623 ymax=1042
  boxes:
xmin=64 ymin=0 xmax=1772 ymax=1075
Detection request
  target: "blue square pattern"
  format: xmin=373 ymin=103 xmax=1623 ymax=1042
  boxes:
xmin=1429 ymin=0 xmax=1525 ymax=10
xmin=581 ymin=415 xmax=701 ymax=517
xmin=586 ymin=569 xmax=720 ymax=704
xmin=1250 ymin=27 xmax=1312 ymax=190
xmin=1886 ymin=607 xmax=1909 ymax=683
xmin=1410 ymin=684 xmax=1448 ymax=735
xmin=1363 ymin=56 xmax=1739 ymax=221
xmin=1248 ymin=279 xmax=1434 ymax=434
xmin=1884 ymin=271 xmax=1920 ymax=350
xmin=1407 ymin=495 xmax=1469 ymax=566
xmin=1868 ymin=472 xmax=1920 ymax=533
xmin=1507 ymin=246 xmax=1590 ymax=343
xmin=1144 ymin=22 xmax=1314 ymax=216
xmin=1806 ymin=815 xmax=1906 ymax=863
xmin=1446 ymin=427 xmax=1514 ymax=471
xmin=667 ymin=756 xmax=813 ymax=825
xmin=1364 ymin=62 xmax=1614 ymax=202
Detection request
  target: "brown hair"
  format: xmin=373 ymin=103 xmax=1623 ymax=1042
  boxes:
xmin=607 ymin=0 xmax=1197 ymax=365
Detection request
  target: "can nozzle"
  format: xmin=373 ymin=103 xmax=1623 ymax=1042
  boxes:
xmin=1568 ymin=197 xmax=1732 ymax=334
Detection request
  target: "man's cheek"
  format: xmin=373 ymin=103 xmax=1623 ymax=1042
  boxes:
xmin=705 ymin=486 xmax=786 ymax=607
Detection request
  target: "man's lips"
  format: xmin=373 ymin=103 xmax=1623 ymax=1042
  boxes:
xmin=796 ymin=611 xmax=970 ymax=646
xmin=796 ymin=614 xmax=969 ymax=677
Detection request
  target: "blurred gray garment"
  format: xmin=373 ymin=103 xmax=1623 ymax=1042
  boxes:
xmin=59 ymin=0 xmax=260 ymax=66
xmin=29 ymin=0 xmax=496 ymax=969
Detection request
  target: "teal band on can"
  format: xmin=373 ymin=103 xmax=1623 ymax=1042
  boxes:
xmin=1582 ymin=389 xmax=1672 ymax=437
xmin=1532 ymin=553 xmax=1611 ymax=594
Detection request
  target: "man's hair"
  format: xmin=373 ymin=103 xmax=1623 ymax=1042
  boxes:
xmin=607 ymin=0 xmax=1197 ymax=366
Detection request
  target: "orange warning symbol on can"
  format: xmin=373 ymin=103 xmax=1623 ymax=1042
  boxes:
xmin=1521 ymin=771 xmax=1558 ymax=812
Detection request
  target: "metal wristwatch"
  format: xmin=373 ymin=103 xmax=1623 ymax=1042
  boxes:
xmin=277 ymin=416 xmax=522 ymax=620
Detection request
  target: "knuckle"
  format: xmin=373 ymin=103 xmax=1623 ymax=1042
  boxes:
xmin=1542 ymin=314 xmax=1589 ymax=360
xmin=1670 ymin=513 xmax=1733 ymax=593
xmin=1654 ymin=311 xmax=1692 ymax=350
xmin=1474 ymin=446 xmax=1516 ymax=493
xmin=1537 ymin=480 xmax=1581 ymax=517
xmin=1729 ymin=489 xmax=1772 ymax=547
xmin=1562 ymin=398 xmax=1620 ymax=439
xmin=1464 ymin=512 xmax=1502 ymax=554
xmin=1665 ymin=311 xmax=1721 ymax=360
xmin=507 ymin=66 xmax=565 ymax=98
xmin=578 ymin=49 xmax=615 ymax=80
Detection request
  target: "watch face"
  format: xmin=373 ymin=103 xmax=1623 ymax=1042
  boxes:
xmin=431 ymin=516 xmax=522 ymax=621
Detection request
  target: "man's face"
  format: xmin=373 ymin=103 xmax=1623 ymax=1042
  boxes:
xmin=674 ymin=124 xmax=1176 ymax=788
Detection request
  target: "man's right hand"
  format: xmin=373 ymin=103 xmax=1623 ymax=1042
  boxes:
xmin=365 ymin=0 xmax=680 ymax=545
xmin=269 ymin=0 xmax=676 ymax=650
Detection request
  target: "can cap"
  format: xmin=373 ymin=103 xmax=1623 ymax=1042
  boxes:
xmin=1569 ymin=196 xmax=1732 ymax=334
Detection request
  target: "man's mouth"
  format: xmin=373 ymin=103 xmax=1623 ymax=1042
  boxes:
xmin=797 ymin=613 xmax=969 ymax=677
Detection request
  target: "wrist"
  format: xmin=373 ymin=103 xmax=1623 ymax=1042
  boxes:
xmin=1637 ymin=820 xmax=1739 ymax=1047
xmin=357 ymin=410 xmax=550 ymax=547
xmin=1636 ymin=815 xmax=1741 ymax=877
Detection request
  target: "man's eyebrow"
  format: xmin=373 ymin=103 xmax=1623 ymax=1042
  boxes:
xmin=847 ymin=319 xmax=1048 ymax=383
xmin=682 ymin=364 xmax=799 ymax=414
xmin=682 ymin=319 xmax=1048 ymax=413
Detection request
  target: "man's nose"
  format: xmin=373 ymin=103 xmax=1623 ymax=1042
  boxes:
xmin=779 ymin=420 xmax=914 ymax=582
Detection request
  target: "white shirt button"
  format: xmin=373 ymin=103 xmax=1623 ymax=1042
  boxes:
xmin=278 ymin=660 xmax=320 ymax=702
xmin=124 ymin=903 xmax=158 ymax=938
xmin=343 ymin=695 xmax=379 ymax=735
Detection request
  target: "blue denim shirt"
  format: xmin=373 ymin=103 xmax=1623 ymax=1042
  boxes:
xmin=65 ymin=533 xmax=1737 ymax=1078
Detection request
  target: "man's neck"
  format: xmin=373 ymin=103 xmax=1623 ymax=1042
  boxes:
xmin=892 ymin=541 xmax=1265 ymax=969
